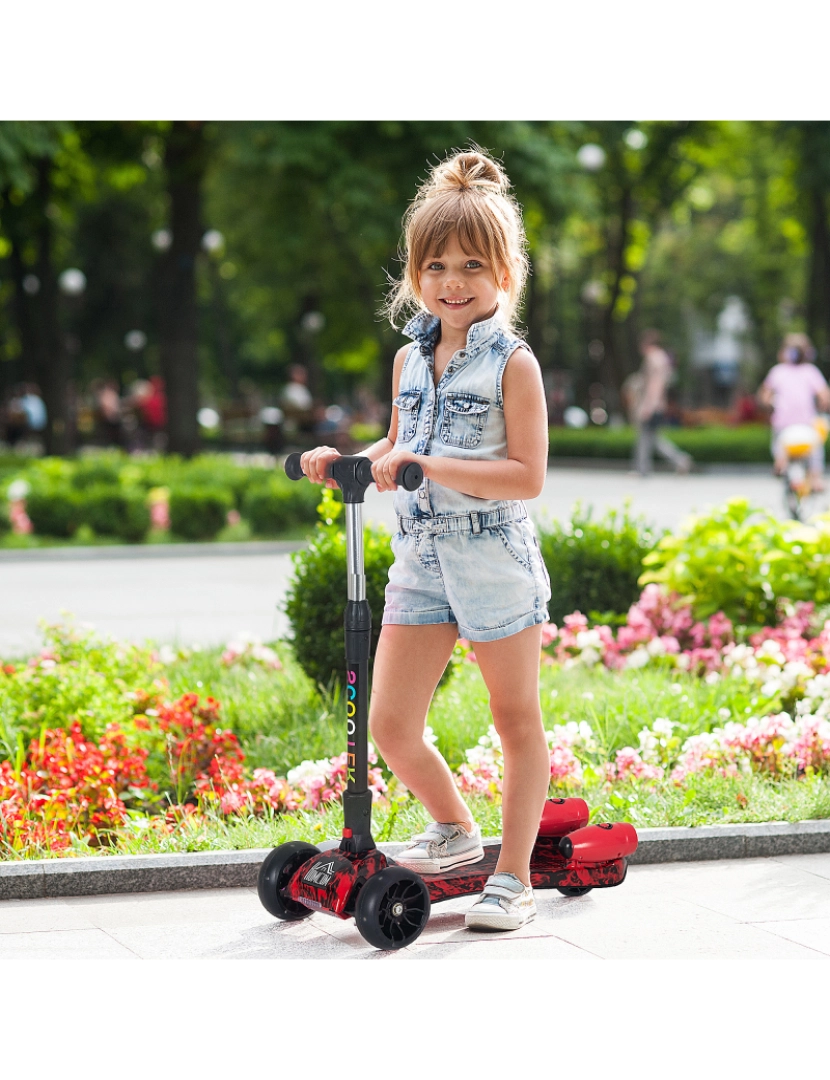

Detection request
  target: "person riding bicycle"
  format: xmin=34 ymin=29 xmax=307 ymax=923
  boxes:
xmin=757 ymin=332 xmax=830 ymax=493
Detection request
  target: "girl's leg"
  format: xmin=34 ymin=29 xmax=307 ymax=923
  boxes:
xmin=370 ymin=622 xmax=474 ymax=829
xmin=473 ymin=624 xmax=549 ymax=886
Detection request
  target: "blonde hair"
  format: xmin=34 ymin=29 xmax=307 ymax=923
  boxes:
xmin=385 ymin=148 xmax=530 ymax=332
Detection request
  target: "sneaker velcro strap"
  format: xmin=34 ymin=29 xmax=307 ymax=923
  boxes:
xmin=481 ymin=884 xmax=521 ymax=902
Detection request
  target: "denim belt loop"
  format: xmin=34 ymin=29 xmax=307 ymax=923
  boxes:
xmin=470 ymin=511 xmax=482 ymax=535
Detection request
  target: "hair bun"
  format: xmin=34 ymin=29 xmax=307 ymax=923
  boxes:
xmin=428 ymin=149 xmax=509 ymax=196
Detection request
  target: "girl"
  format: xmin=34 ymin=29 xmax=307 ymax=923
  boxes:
xmin=301 ymin=149 xmax=552 ymax=931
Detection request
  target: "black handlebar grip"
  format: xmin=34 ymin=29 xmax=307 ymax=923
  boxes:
xmin=397 ymin=461 xmax=424 ymax=491
xmin=284 ymin=453 xmax=305 ymax=481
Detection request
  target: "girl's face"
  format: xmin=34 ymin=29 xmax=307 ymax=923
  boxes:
xmin=417 ymin=233 xmax=508 ymax=335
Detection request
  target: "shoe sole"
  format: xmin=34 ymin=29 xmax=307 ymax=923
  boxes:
xmin=392 ymin=848 xmax=485 ymax=875
xmin=465 ymin=909 xmax=536 ymax=932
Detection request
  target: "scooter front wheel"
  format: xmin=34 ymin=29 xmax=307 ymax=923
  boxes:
xmin=355 ymin=866 xmax=431 ymax=950
xmin=556 ymin=886 xmax=593 ymax=897
xmin=258 ymin=841 xmax=320 ymax=920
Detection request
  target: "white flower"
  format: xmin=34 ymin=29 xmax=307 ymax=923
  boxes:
xmin=653 ymin=717 xmax=675 ymax=737
xmin=579 ymin=646 xmax=602 ymax=667
xmin=7 ymin=479 xmax=30 ymax=501
xmin=646 ymin=637 xmax=666 ymax=657
xmin=575 ymin=629 xmax=603 ymax=651
xmin=626 ymin=647 xmax=651 ymax=669
xmin=705 ymin=670 xmax=720 ymax=684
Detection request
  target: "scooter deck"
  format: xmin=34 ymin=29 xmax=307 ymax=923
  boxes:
xmin=390 ymin=836 xmax=628 ymax=905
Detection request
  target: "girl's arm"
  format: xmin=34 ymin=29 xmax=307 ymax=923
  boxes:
xmin=372 ymin=347 xmax=549 ymax=500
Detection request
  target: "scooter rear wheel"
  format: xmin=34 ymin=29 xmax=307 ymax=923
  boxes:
xmin=258 ymin=841 xmax=320 ymax=920
xmin=556 ymin=886 xmax=593 ymax=897
xmin=355 ymin=866 xmax=431 ymax=950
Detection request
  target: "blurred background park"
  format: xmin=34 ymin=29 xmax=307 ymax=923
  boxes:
xmin=2 ymin=119 xmax=830 ymax=464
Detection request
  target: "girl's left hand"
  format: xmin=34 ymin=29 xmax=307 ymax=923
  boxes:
xmin=371 ymin=449 xmax=425 ymax=492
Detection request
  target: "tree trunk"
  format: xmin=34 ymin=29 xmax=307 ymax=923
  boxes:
xmin=157 ymin=121 xmax=207 ymax=457
xmin=806 ymin=184 xmax=830 ymax=366
xmin=599 ymin=183 xmax=633 ymax=409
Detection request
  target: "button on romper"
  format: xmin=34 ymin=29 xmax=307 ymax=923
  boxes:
xmin=382 ymin=311 xmax=552 ymax=643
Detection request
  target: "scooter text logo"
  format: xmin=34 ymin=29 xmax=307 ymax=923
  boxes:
xmin=346 ymin=668 xmax=357 ymax=784
xmin=303 ymin=860 xmax=336 ymax=887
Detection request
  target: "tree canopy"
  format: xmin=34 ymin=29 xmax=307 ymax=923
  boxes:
xmin=1 ymin=120 xmax=829 ymax=450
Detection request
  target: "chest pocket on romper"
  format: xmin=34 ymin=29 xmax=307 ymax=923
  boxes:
xmin=440 ymin=393 xmax=491 ymax=449
xmin=394 ymin=389 xmax=422 ymax=444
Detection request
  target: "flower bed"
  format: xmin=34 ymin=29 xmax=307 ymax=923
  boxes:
xmin=3 ymin=581 xmax=830 ymax=859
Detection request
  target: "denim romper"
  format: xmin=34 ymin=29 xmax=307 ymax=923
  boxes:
xmin=382 ymin=310 xmax=551 ymax=642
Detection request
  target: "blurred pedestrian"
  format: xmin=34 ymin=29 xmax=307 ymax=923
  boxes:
xmin=757 ymin=332 xmax=830 ymax=492
xmin=90 ymin=378 xmax=122 ymax=446
xmin=279 ymin=364 xmax=314 ymax=440
xmin=19 ymin=383 xmax=47 ymax=440
xmin=629 ymin=330 xmax=692 ymax=476
xmin=1 ymin=386 xmax=28 ymax=447
xmin=140 ymin=376 xmax=168 ymax=451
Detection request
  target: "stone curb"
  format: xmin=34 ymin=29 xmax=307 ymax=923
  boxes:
xmin=0 ymin=540 xmax=306 ymax=564
xmin=2 ymin=820 xmax=830 ymax=902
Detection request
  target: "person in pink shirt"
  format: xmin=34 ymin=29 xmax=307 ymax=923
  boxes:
xmin=758 ymin=332 xmax=830 ymax=492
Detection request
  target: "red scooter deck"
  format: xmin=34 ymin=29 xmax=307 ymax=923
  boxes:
xmin=390 ymin=835 xmax=629 ymax=904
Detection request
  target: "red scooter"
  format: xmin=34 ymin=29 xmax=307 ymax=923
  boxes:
xmin=258 ymin=454 xmax=638 ymax=950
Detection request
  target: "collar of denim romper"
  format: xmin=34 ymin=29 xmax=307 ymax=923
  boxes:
xmin=402 ymin=310 xmax=504 ymax=365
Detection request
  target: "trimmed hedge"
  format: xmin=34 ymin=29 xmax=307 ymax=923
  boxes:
xmin=169 ymin=486 xmax=233 ymax=541
xmin=2 ymin=452 xmax=318 ymax=544
xmin=548 ymin=424 xmax=771 ymax=463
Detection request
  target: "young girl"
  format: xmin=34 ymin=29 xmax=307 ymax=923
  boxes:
xmin=301 ymin=149 xmax=552 ymax=931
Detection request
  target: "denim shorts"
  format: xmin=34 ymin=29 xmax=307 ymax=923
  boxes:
xmin=382 ymin=507 xmax=551 ymax=642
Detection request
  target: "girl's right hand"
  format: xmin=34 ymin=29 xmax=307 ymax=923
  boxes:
xmin=300 ymin=446 xmax=341 ymax=488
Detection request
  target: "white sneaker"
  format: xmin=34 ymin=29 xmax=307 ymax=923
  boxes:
xmin=393 ymin=821 xmax=484 ymax=875
xmin=465 ymin=872 xmax=536 ymax=931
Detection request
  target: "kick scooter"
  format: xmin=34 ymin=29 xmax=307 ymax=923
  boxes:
xmin=257 ymin=453 xmax=638 ymax=950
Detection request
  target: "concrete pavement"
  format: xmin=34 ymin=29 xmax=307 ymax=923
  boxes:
xmin=0 ymin=465 xmax=822 ymax=657
xmin=3 ymin=850 xmax=830 ymax=959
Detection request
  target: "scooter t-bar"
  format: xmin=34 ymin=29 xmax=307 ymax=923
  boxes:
xmin=284 ymin=453 xmax=423 ymax=853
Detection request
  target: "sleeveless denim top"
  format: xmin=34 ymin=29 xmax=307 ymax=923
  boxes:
xmin=393 ymin=310 xmax=530 ymax=521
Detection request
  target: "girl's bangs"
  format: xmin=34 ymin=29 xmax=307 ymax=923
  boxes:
xmin=412 ymin=196 xmax=502 ymax=265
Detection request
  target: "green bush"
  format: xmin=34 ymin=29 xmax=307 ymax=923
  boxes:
xmin=25 ymin=486 xmax=83 ymax=538
xmin=70 ymin=455 xmax=123 ymax=490
xmin=536 ymin=503 xmax=660 ymax=624
xmin=169 ymin=485 xmax=233 ymax=541
xmin=548 ymin=423 xmax=771 ymax=463
xmin=80 ymin=485 xmax=151 ymax=543
xmin=285 ymin=489 xmax=393 ymax=687
xmin=243 ymin=474 xmax=320 ymax=536
xmin=640 ymin=497 xmax=830 ymax=628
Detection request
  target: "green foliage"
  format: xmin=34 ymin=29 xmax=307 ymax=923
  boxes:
xmin=547 ymin=425 xmax=771 ymax=463
xmin=640 ymin=497 xmax=830 ymax=628
xmin=79 ymin=485 xmax=150 ymax=542
xmin=242 ymin=474 xmax=320 ymax=536
xmin=25 ymin=486 xmax=83 ymax=538
xmin=169 ymin=485 xmax=233 ymax=541
xmin=0 ymin=622 xmax=158 ymax=757
xmin=536 ymin=503 xmax=660 ymax=624
xmin=284 ymin=489 xmax=393 ymax=687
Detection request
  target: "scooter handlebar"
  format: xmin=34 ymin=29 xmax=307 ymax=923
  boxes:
xmin=283 ymin=453 xmax=423 ymax=492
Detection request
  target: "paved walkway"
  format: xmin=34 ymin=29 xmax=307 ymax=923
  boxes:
xmin=3 ymin=851 xmax=830 ymax=959
xmin=0 ymin=465 xmax=821 ymax=658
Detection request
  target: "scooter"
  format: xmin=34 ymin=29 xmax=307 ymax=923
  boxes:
xmin=777 ymin=417 xmax=829 ymax=521
xmin=257 ymin=453 xmax=638 ymax=950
